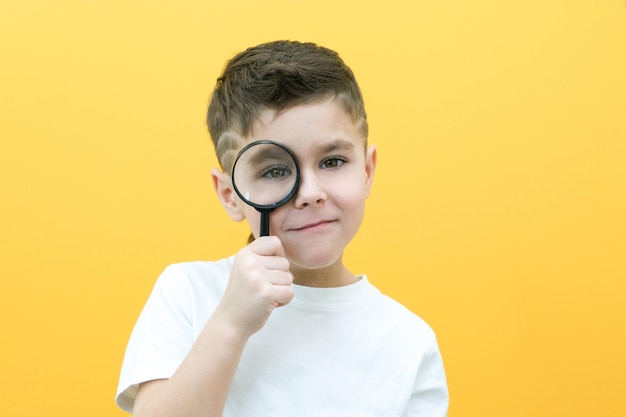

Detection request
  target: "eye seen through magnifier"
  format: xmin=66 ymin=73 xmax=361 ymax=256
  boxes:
xmin=231 ymin=140 xmax=301 ymax=237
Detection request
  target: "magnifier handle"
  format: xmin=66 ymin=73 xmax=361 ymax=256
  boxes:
xmin=260 ymin=210 xmax=270 ymax=237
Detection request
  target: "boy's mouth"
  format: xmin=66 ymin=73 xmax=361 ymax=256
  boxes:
xmin=291 ymin=219 xmax=336 ymax=232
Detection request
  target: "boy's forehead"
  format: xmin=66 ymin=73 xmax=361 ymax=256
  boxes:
xmin=249 ymin=102 xmax=365 ymax=142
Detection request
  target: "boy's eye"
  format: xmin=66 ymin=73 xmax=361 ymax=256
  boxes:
xmin=321 ymin=157 xmax=345 ymax=169
xmin=260 ymin=165 xmax=291 ymax=179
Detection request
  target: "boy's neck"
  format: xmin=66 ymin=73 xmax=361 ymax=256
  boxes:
xmin=290 ymin=260 xmax=357 ymax=288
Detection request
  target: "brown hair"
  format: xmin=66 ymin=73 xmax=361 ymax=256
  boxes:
xmin=206 ymin=40 xmax=368 ymax=172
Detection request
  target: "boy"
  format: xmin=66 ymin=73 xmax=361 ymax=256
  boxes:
xmin=116 ymin=40 xmax=448 ymax=417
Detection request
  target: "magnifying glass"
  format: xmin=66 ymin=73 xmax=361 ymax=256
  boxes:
xmin=231 ymin=140 xmax=300 ymax=237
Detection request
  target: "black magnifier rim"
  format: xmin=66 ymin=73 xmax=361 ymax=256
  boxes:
xmin=231 ymin=140 xmax=301 ymax=211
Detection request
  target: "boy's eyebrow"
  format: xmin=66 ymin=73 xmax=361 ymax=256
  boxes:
xmin=320 ymin=139 xmax=356 ymax=153
xmin=247 ymin=146 xmax=289 ymax=166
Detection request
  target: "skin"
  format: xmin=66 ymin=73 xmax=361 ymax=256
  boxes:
xmin=131 ymin=98 xmax=377 ymax=417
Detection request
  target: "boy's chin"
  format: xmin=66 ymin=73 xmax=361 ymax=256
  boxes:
xmin=286 ymin=249 xmax=344 ymax=273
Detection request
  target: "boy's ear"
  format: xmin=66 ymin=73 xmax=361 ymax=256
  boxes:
xmin=211 ymin=168 xmax=246 ymax=222
xmin=364 ymin=144 xmax=377 ymax=196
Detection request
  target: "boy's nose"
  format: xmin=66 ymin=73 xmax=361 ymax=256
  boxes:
xmin=293 ymin=170 xmax=327 ymax=208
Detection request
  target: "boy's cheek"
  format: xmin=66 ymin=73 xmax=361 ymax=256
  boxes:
xmin=241 ymin=208 xmax=262 ymax=232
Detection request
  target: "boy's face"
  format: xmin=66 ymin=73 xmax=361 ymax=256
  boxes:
xmin=214 ymin=98 xmax=376 ymax=274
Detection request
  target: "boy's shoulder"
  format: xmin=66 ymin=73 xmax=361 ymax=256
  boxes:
xmin=162 ymin=256 xmax=235 ymax=278
xmin=374 ymin=289 xmax=438 ymax=339
xmin=153 ymin=256 xmax=235 ymax=296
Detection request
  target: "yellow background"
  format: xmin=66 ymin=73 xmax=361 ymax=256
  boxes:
xmin=1 ymin=1 xmax=624 ymax=416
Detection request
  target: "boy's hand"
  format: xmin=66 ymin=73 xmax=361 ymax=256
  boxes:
xmin=215 ymin=236 xmax=294 ymax=339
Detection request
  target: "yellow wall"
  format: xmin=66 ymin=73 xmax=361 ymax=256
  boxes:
xmin=1 ymin=1 xmax=624 ymax=416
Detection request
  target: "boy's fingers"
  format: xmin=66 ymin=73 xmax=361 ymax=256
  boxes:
xmin=260 ymin=256 xmax=291 ymax=272
xmin=266 ymin=270 xmax=294 ymax=286
xmin=248 ymin=236 xmax=285 ymax=257
xmin=273 ymin=285 xmax=295 ymax=307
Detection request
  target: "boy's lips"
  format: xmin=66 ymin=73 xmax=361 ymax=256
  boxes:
xmin=290 ymin=219 xmax=336 ymax=231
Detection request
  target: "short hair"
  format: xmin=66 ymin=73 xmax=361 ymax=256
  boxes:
xmin=207 ymin=40 xmax=368 ymax=172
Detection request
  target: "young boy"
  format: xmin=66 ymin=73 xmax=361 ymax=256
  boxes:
xmin=116 ymin=40 xmax=448 ymax=417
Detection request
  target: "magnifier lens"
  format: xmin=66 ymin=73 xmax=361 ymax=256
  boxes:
xmin=232 ymin=141 xmax=299 ymax=209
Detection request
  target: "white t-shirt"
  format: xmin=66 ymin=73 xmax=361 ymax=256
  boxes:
xmin=116 ymin=257 xmax=448 ymax=416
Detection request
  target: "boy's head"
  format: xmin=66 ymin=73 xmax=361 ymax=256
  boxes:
xmin=207 ymin=40 xmax=368 ymax=172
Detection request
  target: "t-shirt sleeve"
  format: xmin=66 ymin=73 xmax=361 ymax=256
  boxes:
xmin=402 ymin=331 xmax=449 ymax=417
xmin=115 ymin=265 xmax=195 ymax=412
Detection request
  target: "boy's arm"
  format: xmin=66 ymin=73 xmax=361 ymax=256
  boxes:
xmin=131 ymin=236 xmax=294 ymax=417
xmin=403 ymin=333 xmax=449 ymax=417
xmin=131 ymin=311 xmax=247 ymax=417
